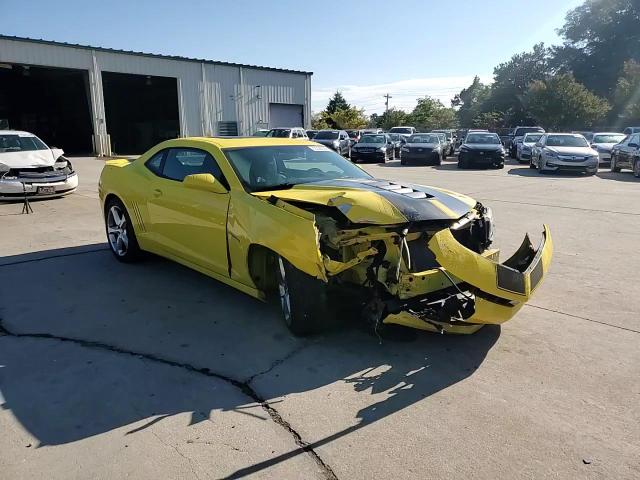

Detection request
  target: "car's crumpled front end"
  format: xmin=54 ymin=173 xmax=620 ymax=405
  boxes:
xmin=0 ymin=152 xmax=78 ymax=200
xmin=258 ymin=179 xmax=553 ymax=334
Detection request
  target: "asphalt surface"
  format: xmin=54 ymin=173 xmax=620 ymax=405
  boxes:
xmin=1 ymin=155 xmax=639 ymax=479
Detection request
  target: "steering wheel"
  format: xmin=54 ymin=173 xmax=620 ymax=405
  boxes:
xmin=307 ymin=168 xmax=324 ymax=175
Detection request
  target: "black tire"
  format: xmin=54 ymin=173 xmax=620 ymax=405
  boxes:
xmin=400 ymin=158 xmax=407 ymax=165
xmin=457 ymin=158 xmax=466 ymax=169
xmin=529 ymin=158 xmax=536 ymax=169
xmin=434 ymin=154 xmax=442 ymax=166
xmin=496 ymin=162 xmax=505 ymax=169
xmin=633 ymin=159 xmax=640 ymax=178
xmin=611 ymin=154 xmax=621 ymax=173
xmin=104 ymin=196 xmax=141 ymax=263
xmin=276 ymin=256 xmax=329 ymax=336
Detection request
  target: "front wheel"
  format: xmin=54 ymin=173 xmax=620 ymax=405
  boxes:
xmin=105 ymin=197 xmax=141 ymax=262
xmin=538 ymin=157 xmax=545 ymax=174
xmin=276 ymin=256 xmax=328 ymax=336
xmin=633 ymin=159 xmax=640 ymax=178
xmin=611 ymin=154 xmax=621 ymax=173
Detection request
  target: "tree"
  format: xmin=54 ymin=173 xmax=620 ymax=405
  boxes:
xmin=524 ymin=74 xmax=611 ymax=130
xmin=329 ymin=106 xmax=368 ymax=129
xmin=311 ymin=111 xmax=331 ymax=130
xmin=472 ymin=111 xmax=504 ymax=130
xmin=484 ymin=43 xmax=551 ymax=125
xmin=326 ymin=91 xmax=350 ymax=115
xmin=376 ymin=108 xmax=409 ymax=130
xmin=552 ymin=0 xmax=640 ymax=98
xmin=408 ymin=97 xmax=457 ymax=130
xmin=452 ymin=76 xmax=490 ymax=127
xmin=615 ymin=60 xmax=640 ymax=123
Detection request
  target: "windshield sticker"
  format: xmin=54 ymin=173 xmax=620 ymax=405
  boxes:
xmin=308 ymin=145 xmax=331 ymax=152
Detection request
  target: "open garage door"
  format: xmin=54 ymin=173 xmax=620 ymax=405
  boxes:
xmin=0 ymin=64 xmax=93 ymax=154
xmin=102 ymin=72 xmax=180 ymax=155
xmin=269 ymin=103 xmax=304 ymax=128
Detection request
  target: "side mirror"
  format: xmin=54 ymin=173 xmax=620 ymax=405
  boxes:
xmin=183 ymin=173 xmax=227 ymax=194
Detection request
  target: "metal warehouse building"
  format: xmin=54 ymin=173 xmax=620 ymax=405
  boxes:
xmin=0 ymin=35 xmax=312 ymax=155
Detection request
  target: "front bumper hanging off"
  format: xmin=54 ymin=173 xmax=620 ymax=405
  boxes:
xmin=383 ymin=225 xmax=553 ymax=334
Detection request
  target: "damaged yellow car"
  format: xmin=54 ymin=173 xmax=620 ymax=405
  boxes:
xmin=99 ymin=137 xmax=552 ymax=335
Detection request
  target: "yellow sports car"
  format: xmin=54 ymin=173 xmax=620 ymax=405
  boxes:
xmin=99 ymin=137 xmax=552 ymax=335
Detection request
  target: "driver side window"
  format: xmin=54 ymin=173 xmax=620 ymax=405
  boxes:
xmin=158 ymin=148 xmax=228 ymax=188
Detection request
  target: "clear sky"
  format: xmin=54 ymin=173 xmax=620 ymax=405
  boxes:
xmin=2 ymin=0 xmax=584 ymax=113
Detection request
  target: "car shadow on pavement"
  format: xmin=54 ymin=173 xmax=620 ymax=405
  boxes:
xmin=0 ymin=245 xmax=500 ymax=474
xmin=507 ymin=167 xmax=596 ymax=178
xmin=596 ymin=171 xmax=640 ymax=182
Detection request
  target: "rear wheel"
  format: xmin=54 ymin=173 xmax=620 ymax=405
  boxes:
xmin=105 ymin=197 xmax=141 ymax=262
xmin=276 ymin=256 xmax=329 ymax=336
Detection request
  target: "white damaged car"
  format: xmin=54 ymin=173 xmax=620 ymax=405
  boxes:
xmin=0 ymin=130 xmax=78 ymax=200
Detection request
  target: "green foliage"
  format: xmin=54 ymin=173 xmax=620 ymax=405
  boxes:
xmin=615 ymin=60 xmax=640 ymax=123
xmin=311 ymin=111 xmax=331 ymax=130
xmin=451 ymin=76 xmax=490 ymax=127
xmin=329 ymin=106 xmax=368 ymax=129
xmin=376 ymin=108 xmax=409 ymax=130
xmin=409 ymin=97 xmax=458 ymax=130
xmin=524 ymin=74 xmax=610 ymax=130
xmin=486 ymin=43 xmax=550 ymax=125
xmin=326 ymin=91 xmax=350 ymax=114
xmin=554 ymin=0 xmax=640 ymax=97
xmin=472 ymin=112 xmax=504 ymax=130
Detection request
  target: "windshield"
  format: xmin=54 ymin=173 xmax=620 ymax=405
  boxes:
xmin=388 ymin=133 xmax=402 ymax=141
xmin=306 ymin=131 xmax=317 ymax=139
xmin=409 ymin=134 xmax=439 ymax=143
xmin=389 ymin=127 xmax=412 ymax=134
xmin=546 ymin=135 xmax=589 ymax=147
xmin=360 ymin=135 xmax=385 ymax=144
xmin=514 ymin=127 xmax=543 ymax=137
xmin=523 ymin=133 xmax=543 ymax=143
xmin=266 ymin=129 xmax=291 ymax=138
xmin=224 ymin=145 xmax=371 ymax=192
xmin=314 ymin=131 xmax=339 ymax=140
xmin=347 ymin=131 xmax=358 ymax=138
xmin=466 ymin=133 xmax=501 ymax=144
xmin=592 ymin=134 xmax=625 ymax=144
xmin=0 ymin=134 xmax=48 ymax=153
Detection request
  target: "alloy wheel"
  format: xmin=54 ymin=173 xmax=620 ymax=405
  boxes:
xmin=107 ymin=205 xmax=129 ymax=257
xmin=277 ymin=257 xmax=292 ymax=326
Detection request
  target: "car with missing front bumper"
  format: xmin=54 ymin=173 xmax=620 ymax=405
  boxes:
xmin=0 ymin=130 xmax=78 ymax=201
xmin=99 ymin=137 xmax=552 ymax=336
xmin=530 ymin=133 xmax=599 ymax=175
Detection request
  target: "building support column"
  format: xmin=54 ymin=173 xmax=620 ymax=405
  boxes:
xmin=89 ymin=50 xmax=110 ymax=156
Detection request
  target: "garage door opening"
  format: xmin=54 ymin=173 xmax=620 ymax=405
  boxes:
xmin=0 ymin=64 xmax=93 ymax=154
xmin=102 ymin=72 xmax=180 ymax=155
xmin=269 ymin=103 xmax=304 ymax=128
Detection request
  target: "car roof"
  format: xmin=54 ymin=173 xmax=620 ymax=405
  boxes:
xmin=173 ymin=137 xmax=317 ymax=149
xmin=0 ymin=130 xmax=35 ymax=136
xmin=592 ymin=132 xmax=625 ymax=135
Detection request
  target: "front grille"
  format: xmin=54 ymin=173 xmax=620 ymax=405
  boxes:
xmin=558 ymin=155 xmax=589 ymax=162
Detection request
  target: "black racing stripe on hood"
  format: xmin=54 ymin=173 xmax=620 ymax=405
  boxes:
xmin=309 ymin=178 xmax=473 ymax=221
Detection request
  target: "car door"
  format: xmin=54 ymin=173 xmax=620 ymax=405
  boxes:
xmin=145 ymin=146 xmax=230 ymax=275
xmin=625 ymin=134 xmax=640 ymax=167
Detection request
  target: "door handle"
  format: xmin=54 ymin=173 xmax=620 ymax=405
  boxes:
xmin=153 ymin=189 xmax=163 ymax=198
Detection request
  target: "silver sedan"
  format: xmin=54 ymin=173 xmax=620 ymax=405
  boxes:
xmin=530 ymin=133 xmax=599 ymax=175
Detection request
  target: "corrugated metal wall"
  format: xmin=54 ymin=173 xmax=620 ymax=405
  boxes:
xmin=0 ymin=37 xmax=311 ymax=154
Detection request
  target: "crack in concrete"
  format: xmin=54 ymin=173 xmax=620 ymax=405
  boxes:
xmin=0 ymin=319 xmax=338 ymax=480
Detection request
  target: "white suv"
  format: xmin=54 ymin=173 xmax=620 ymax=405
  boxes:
xmin=265 ymin=127 xmax=308 ymax=139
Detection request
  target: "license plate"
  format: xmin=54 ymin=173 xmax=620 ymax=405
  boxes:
xmin=37 ymin=186 xmax=56 ymax=195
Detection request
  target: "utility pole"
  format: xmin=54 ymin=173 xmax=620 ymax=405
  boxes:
xmin=383 ymin=93 xmax=392 ymax=113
